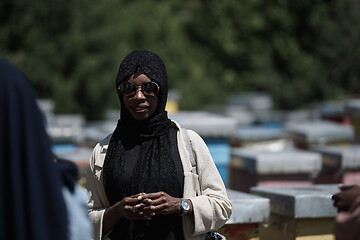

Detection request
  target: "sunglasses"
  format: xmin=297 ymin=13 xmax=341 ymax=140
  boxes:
xmin=118 ymin=81 xmax=160 ymax=98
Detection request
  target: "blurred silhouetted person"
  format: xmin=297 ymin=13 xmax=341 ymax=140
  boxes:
xmin=56 ymin=157 xmax=93 ymax=240
xmin=0 ymin=59 xmax=68 ymax=240
xmin=332 ymin=184 xmax=360 ymax=240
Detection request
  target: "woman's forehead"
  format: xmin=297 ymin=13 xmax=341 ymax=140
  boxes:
xmin=127 ymin=73 xmax=151 ymax=83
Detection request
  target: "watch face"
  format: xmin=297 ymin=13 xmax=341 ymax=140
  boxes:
xmin=181 ymin=199 xmax=190 ymax=211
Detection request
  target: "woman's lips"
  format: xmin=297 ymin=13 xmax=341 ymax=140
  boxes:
xmin=135 ymin=106 xmax=148 ymax=113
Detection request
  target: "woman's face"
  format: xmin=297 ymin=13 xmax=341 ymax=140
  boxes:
xmin=121 ymin=74 xmax=159 ymax=121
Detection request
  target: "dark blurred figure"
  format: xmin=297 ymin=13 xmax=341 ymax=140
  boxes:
xmin=0 ymin=59 xmax=68 ymax=240
xmin=56 ymin=157 xmax=93 ymax=240
xmin=332 ymin=184 xmax=360 ymax=240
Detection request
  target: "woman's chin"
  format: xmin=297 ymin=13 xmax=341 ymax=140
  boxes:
xmin=130 ymin=111 xmax=151 ymax=121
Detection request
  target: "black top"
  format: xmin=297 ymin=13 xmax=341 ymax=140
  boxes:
xmin=104 ymin=50 xmax=185 ymax=240
xmin=107 ymin=127 xmax=185 ymax=240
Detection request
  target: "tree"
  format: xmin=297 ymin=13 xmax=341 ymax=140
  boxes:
xmin=1 ymin=0 xmax=359 ymax=119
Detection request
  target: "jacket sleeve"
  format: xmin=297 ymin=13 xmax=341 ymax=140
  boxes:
xmin=86 ymin=142 xmax=110 ymax=240
xmin=182 ymin=129 xmax=232 ymax=236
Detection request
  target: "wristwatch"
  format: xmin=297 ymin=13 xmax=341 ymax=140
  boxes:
xmin=180 ymin=199 xmax=190 ymax=215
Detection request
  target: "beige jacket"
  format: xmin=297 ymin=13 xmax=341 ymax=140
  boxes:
xmin=86 ymin=121 xmax=232 ymax=240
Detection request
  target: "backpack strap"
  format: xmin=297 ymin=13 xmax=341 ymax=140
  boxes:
xmin=182 ymin=128 xmax=196 ymax=173
xmin=182 ymin=128 xmax=201 ymax=196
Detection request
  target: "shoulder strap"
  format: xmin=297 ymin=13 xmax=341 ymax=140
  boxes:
xmin=182 ymin=129 xmax=224 ymax=238
xmin=182 ymin=128 xmax=196 ymax=173
xmin=182 ymin=128 xmax=201 ymax=196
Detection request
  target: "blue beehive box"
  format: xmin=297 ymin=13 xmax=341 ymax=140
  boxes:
xmin=205 ymin=138 xmax=231 ymax=186
xmin=170 ymin=111 xmax=237 ymax=186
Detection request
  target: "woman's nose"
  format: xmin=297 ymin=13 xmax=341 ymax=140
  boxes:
xmin=133 ymin=87 xmax=146 ymax=99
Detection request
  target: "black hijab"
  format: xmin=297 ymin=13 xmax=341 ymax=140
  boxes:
xmin=103 ymin=50 xmax=183 ymax=239
xmin=0 ymin=59 xmax=68 ymax=240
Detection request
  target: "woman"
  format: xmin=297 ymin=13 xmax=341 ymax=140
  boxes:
xmin=0 ymin=59 xmax=68 ymax=240
xmin=86 ymin=50 xmax=232 ymax=240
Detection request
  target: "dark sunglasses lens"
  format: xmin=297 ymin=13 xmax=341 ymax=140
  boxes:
xmin=142 ymin=82 xmax=159 ymax=96
xmin=119 ymin=82 xmax=159 ymax=97
xmin=119 ymin=82 xmax=136 ymax=96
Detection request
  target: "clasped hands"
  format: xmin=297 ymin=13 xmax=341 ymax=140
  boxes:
xmin=116 ymin=192 xmax=181 ymax=221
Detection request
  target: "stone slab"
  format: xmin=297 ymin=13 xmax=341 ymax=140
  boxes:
xmin=169 ymin=111 xmax=237 ymax=138
xmin=227 ymin=189 xmax=269 ymax=224
xmin=231 ymin=148 xmax=322 ymax=174
xmin=311 ymin=145 xmax=360 ymax=169
xmin=251 ymin=184 xmax=339 ymax=218
xmin=285 ymin=120 xmax=354 ymax=144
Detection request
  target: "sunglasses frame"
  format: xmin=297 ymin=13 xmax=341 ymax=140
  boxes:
xmin=117 ymin=81 xmax=160 ymax=98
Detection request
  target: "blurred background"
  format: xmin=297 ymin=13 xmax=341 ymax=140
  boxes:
xmin=1 ymin=0 xmax=359 ymax=121
xmin=2 ymin=0 xmax=360 ymax=186
xmin=3 ymin=2 xmax=360 ymax=238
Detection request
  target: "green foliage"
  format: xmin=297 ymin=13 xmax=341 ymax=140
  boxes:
xmin=1 ymin=0 xmax=359 ymax=119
